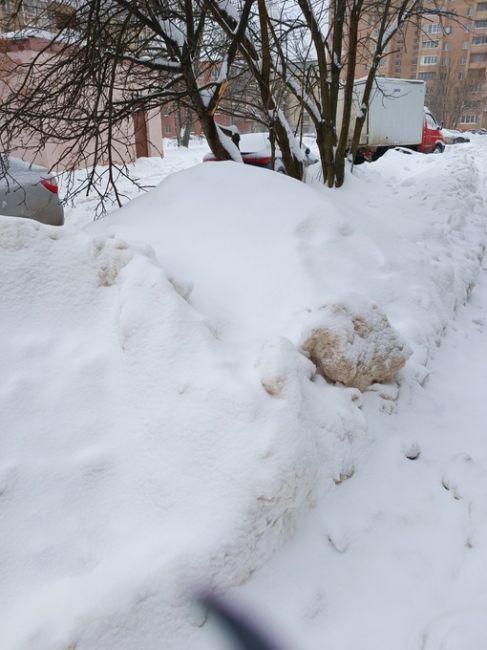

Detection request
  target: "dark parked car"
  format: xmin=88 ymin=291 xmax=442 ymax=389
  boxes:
xmin=0 ymin=156 xmax=64 ymax=226
xmin=203 ymin=132 xmax=318 ymax=172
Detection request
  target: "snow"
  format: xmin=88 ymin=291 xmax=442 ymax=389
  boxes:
xmin=215 ymin=123 xmax=242 ymax=161
xmin=231 ymin=241 xmax=487 ymax=650
xmin=61 ymin=144 xmax=209 ymax=227
xmin=214 ymin=0 xmax=239 ymax=22
xmin=158 ymin=19 xmax=186 ymax=49
xmin=2 ymin=137 xmax=487 ymax=649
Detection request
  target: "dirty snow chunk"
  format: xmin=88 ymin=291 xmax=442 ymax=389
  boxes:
xmin=302 ymin=301 xmax=411 ymax=390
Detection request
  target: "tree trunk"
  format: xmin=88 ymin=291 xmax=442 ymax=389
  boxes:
xmin=199 ymin=112 xmax=233 ymax=160
xmin=181 ymin=108 xmax=192 ymax=147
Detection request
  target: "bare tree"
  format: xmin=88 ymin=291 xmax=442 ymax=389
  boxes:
xmin=426 ymin=60 xmax=481 ymax=128
xmin=265 ymin=0 xmax=459 ymax=187
xmin=205 ymin=0 xmax=307 ymax=179
xmin=0 ymin=0 xmax=460 ymax=198
xmin=0 ymin=0 xmax=259 ymax=201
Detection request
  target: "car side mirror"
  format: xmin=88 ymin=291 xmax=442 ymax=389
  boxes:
xmin=439 ymin=122 xmax=443 ymax=130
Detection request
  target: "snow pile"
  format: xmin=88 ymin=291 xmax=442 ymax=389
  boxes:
xmin=317 ymin=144 xmax=487 ymax=385
xmin=2 ymin=138 xmax=487 ymax=649
xmin=0 ymin=214 xmax=363 ymax=650
xmin=91 ymin=148 xmax=486 ymax=390
xmin=61 ymin=145 xmax=210 ymax=228
xmin=223 ymin=140 xmax=487 ymax=650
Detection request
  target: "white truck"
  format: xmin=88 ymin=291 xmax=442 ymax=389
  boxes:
xmin=337 ymin=77 xmax=445 ymax=160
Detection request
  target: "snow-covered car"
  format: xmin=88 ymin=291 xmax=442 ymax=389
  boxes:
xmin=203 ymin=132 xmax=318 ymax=172
xmin=0 ymin=156 xmax=64 ymax=226
xmin=442 ymin=128 xmax=470 ymax=145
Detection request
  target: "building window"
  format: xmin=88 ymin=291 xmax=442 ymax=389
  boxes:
xmin=459 ymin=56 xmax=467 ymax=64
xmin=418 ymin=71 xmax=437 ymax=80
xmin=463 ymin=41 xmax=469 ymax=48
xmin=422 ymin=40 xmax=439 ymax=48
xmin=470 ymin=52 xmax=487 ymax=61
xmin=473 ymin=34 xmax=487 ymax=43
xmin=467 ymin=7 xmax=474 ymax=16
xmin=458 ymin=71 xmax=465 ymax=79
xmin=426 ymin=23 xmax=441 ymax=34
xmin=475 ymin=19 xmax=487 ymax=28
xmin=441 ymin=56 xmax=449 ymax=65
xmin=477 ymin=2 xmax=487 ymax=11
xmin=421 ymin=55 xmax=438 ymax=64
xmin=443 ymin=41 xmax=450 ymax=50
xmin=460 ymin=114 xmax=480 ymax=123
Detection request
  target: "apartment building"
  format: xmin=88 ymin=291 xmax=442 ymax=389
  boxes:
xmin=356 ymin=1 xmax=487 ymax=130
xmin=0 ymin=0 xmax=70 ymax=30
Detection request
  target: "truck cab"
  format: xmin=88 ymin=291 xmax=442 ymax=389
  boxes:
xmin=419 ymin=109 xmax=445 ymax=154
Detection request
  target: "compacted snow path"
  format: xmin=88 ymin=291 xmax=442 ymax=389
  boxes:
xmin=226 ymin=265 xmax=487 ymax=650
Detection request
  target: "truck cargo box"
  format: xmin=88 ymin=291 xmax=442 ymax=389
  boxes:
xmin=337 ymin=77 xmax=426 ymax=147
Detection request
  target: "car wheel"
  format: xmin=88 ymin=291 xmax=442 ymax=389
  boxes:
xmin=433 ymin=143 xmax=445 ymax=154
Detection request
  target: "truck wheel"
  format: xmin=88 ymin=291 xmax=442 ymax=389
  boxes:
xmin=433 ymin=144 xmax=445 ymax=154
xmin=372 ymin=146 xmax=388 ymax=161
xmin=352 ymin=151 xmax=366 ymax=165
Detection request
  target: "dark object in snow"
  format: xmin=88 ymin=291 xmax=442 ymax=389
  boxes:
xmin=200 ymin=592 xmax=285 ymax=650
xmin=403 ymin=443 xmax=421 ymax=460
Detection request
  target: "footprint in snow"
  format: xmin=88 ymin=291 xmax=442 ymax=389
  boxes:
xmin=420 ymin=608 xmax=487 ymax=650
xmin=441 ymin=453 xmax=480 ymax=502
xmin=402 ymin=442 xmax=421 ymax=460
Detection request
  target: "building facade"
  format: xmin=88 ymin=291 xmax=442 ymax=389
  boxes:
xmin=356 ymin=1 xmax=487 ymax=130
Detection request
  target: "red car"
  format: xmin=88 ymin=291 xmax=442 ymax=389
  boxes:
xmin=203 ymin=132 xmax=317 ymax=171
xmin=418 ymin=109 xmax=445 ymax=154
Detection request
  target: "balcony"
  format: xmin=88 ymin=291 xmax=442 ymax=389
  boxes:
xmin=468 ymin=51 xmax=487 ymax=70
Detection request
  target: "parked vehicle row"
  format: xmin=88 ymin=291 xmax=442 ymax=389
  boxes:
xmin=203 ymin=78 xmax=455 ymax=173
xmin=0 ymin=156 xmax=64 ymax=226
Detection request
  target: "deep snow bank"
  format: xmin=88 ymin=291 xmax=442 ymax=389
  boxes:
xmin=0 ymin=216 xmax=363 ymax=650
xmin=2 ymin=140 xmax=486 ymax=649
xmin=92 ymin=151 xmax=486 ymax=386
xmin=225 ymin=141 xmax=487 ymax=650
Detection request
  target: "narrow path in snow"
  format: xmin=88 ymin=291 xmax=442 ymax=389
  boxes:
xmin=225 ymin=264 xmax=487 ymax=650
